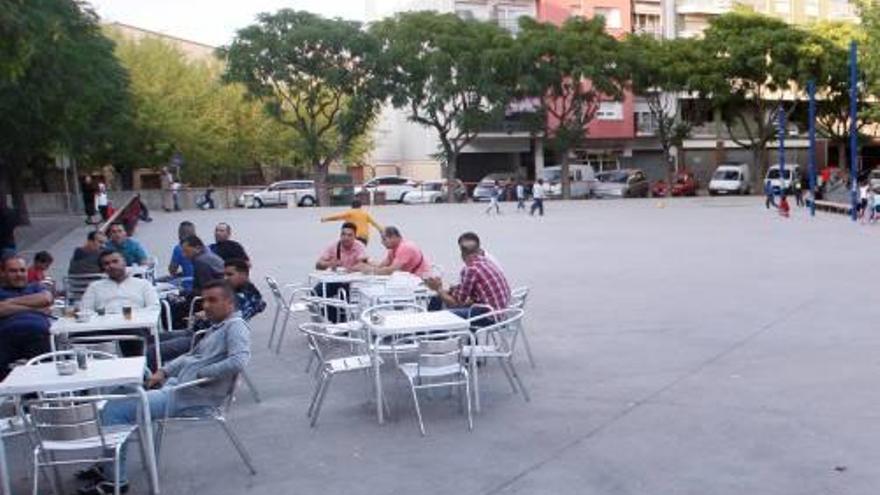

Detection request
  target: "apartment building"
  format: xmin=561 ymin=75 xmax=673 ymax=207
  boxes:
xmin=677 ymin=0 xmax=857 ymax=38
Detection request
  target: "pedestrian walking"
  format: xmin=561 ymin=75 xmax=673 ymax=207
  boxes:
xmin=485 ymin=180 xmax=502 ymax=215
xmin=161 ymin=166 xmax=174 ymax=212
xmin=515 ymin=180 xmax=526 ymax=211
xmin=794 ymin=176 xmax=804 ymax=207
xmin=858 ymin=182 xmax=869 ymax=220
xmin=197 ymin=185 xmax=216 ymax=210
xmin=864 ymin=187 xmax=876 ymax=224
xmin=530 ymin=179 xmax=546 ymax=216
xmin=80 ymin=175 xmax=97 ymax=224
xmin=96 ymin=182 xmax=110 ymax=221
xmin=778 ymin=195 xmax=790 ymax=218
xmin=764 ymin=180 xmax=777 ymax=209
xmin=172 ymin=180 xmax=182 ymax=212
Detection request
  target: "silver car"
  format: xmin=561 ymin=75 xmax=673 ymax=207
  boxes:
xmin=594 ymin=169 xmax=650 ymax=199
xmin=239 ymin=180 xmax=317 ymax=208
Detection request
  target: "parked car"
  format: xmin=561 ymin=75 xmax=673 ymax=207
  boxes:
xmin=239 ymin=180 xmax=317 ymax=208
xmin=708 ymin=163 xmax=751 ymax=196
xmin=472 ymin=173 xmax=520 ymax=201
xmin=402 ymin=180 xmax=466 ymax=204
xmin=764 ymin=164 xmax=801 ymax=195
xmin=869 ymin=168 xmax=880 ymax=192
xmin=652 ymin=171 xmax=699 ymax=197
xmin=593 ymin=169 xmax=650 ymax=198
xmin=544 ymin=164 xmax=596 ymax=198
xmin=354 ymin=175 xmax=417 ymax=203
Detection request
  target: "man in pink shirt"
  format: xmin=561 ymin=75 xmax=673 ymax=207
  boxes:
xmin=361 ymin=226 xmax=431 ymax=276
xmin=315 ymin=222 xmax=368 ymax=271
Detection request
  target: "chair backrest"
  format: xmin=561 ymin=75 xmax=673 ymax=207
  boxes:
xmin=298 ymin=322 xmax=369 ymax=363
xmin=28 ymin=399 xmax=104 ymax=443
xmin=469 ymin=308 xmax=525 ymax=352
xmin=416 ymin=337 xmax=464 ymax=377
xmin=64 ymin=273 xmax=106 ymax=304
xmin=510 ymin=287 xmax=529 ymax=309
xmin=361 ymin=302 xmax=426 ymax=325
xmin=26 ymin=350 xmax=117 ymax=366
xmin=264 ymin=276 xmax=283 ymax=304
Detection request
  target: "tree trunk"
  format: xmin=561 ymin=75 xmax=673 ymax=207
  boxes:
xmin=314 ymin=162 xmax=330 ymax=207
xmin=8 ymin=165 xmax=30 ymax=226
xmin=753 ymin=147 xmax=768 ymax=194
xmin=446 ymin=153 xmax=458 ymax=203
xmin=561 ymin=152 xmax=571 ymax=200
xmin=663 ymin=147 xmax=673 ymax=198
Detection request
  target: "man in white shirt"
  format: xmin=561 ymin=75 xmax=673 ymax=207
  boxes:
xmin=80 ymin=250 xmax=159 ymax=356
xmin=530 ymin=179 xmax=546 ymax=217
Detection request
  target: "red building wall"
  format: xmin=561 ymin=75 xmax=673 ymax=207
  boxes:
xmin=535 ymin=0 xmax=635 ymax=143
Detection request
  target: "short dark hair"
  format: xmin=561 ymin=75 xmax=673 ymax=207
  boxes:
xmin=460 ymin=242 xmax=481 ymax=257
xmin=109 ymin=222 xmax=125 ymax=231
xmin=383 ymin=226 xmax=401 ymax=239
xmin=87 ymin=230 xmax=103 ymax=242
xmin=181 ymin=235 xmax=204 ymax=249
xmin=351 ymin=199 xmax=362 ymax=208
xmin=202 ymin=279 xmax=235 ymax=300
xmin=1 ymin=255 xmax=25 ymax=269
xmin=457 ymin=232 xmax=481 ymax=248
xmin=98 ymin=249 xmax=121 ymax=264
xmin=34 ymin=251 xmax=53 ymax=264
xmin=216 ymin=222 xmax=231 ymax=232
xmin=224 ymin=258 xmax=249 ymax=274
xmin=341 ymin=222 xmax=357 ymax=234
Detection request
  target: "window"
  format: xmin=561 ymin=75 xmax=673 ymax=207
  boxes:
xmin=804 ymin=0 xmax=819 ymax=16
xmin=597 ymin=102 xmax=623 ymax=121
xmin=569 ymin=3 xmax=582 ymax=17
xmin=593 ymin=7 xmax=621 ymax=29
xmin=636 ymin=111 xmax=658 ymax=135
xmin=773 ymin=0 xmax=790 ymax=13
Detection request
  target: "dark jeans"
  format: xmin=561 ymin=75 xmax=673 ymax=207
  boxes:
xmin=428 ymin=297 xmax=493 ymax=329
xmin=313 ymin=282 xmax=350 ymax=323
xmin=530 ymin=198 xmax=544 ymax=216
xmin=765 ymin=195 xmax=777 ymax=209
xmin=0 ymin=330 xmax=51 ymax=380
xmin=147 ymin=330 xmax=193 ymax=372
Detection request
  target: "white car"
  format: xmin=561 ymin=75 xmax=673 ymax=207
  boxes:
xmin=355 ymin=176 xmax=418 ymax=203
xmin=708 ymin=163 xmax=751 ymax=196
xmin=765 ymin=164 xmax=801 ymax=195
xmin=402 ymin=180 xmax=465 ymax=204
xmin=239 ymin=180 xmax=317 ymax=208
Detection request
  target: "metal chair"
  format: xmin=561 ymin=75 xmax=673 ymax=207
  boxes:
xmin=154 ymin=375 xmax=256 ymax=476
xmin=265 ymin=277 xmax=313 ymax=352
xmin=298 ymin=323 xmax=381 ymax=427
xmin=509 ymin=287 xmax=536 ymax=368
xmin=188 ymin=326 xmax=261 ymax=406
xmin=26 ymin=349 xmax=118 ymax=366
xmin=63 ymin=273 xmax=106 ymax=305
xmin=396 ymin=336 xmax=473 ymax=436
xmin=22 ymin=394 xmax=141 ymax=495
xmin=462 ymin=308 xmax=529 ymax=413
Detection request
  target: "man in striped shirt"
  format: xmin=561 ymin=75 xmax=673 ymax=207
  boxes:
xmin=425 ymin=233 xmax=510 ymax=320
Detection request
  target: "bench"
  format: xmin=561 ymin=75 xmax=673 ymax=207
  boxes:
xmin=812 ymin=200 xmax=852 ymax=215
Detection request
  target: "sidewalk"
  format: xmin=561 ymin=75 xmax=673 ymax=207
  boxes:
xmin=13 ymin=214 xmax=85 ymax=257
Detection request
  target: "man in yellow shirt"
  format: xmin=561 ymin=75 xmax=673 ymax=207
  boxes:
xmin=320 ymin=200 xmax=383 ymax=245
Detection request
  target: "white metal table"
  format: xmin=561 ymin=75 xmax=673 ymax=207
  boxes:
xmin=0 ymin=357 xmax=161 ymax=494
xmin=362 ymin=310 xmax=469 ymax=424
xmin=50 ymin=308 xmax=163 ymax=367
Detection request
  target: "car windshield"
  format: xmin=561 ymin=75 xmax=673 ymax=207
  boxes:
xmin=598 ymin=172 xmax=628 ymax=183
xmin=767 ymin=169 xmax=792 ymax=180
xmin=543 ymin=170 xmax=562 ymax=182
xmin=422 ymin=183 xmax=442 ymax=191
xmin=714 ymin=170 xmax=739 ymax=180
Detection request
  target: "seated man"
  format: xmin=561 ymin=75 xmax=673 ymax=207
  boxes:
xmin=148 ymin=258 xmax=265 ymax=370
xmin=315 ymin=222 xmax=368 ymax=322
xmin=425 ymin=232 xmax=511 ymax=322
xmin=105 ymin=222 xmax=150 ymax=266
xmin=80 ymin=250 xmax=160 ymax=356
xmin=0 ymin=256 xmax=53 ymax=381
xmin=210 ymin=222 xmax=250 ymax=264
xmin=184 ymin=235 xmax=225 ymax=294
xmin=69 ymin=230 xmax=108 ymax=275
xmin=27 ymin=251 xmax=54 ymax=284
xmin=77 ymin=280 xmax=250 ymax=495
xmin=166 ymin=221 xmax=196 ymax=291
xmin=358 ymin=226 xmax=431 ymax=277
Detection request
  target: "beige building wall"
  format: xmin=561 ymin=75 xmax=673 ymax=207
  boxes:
xmin=104 ymin=22 xmax=218 ymax=62
xmin=675 ymin=0 xmax=858 ymax=38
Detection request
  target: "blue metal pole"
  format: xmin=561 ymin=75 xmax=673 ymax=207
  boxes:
xmin=778 ymin=105 xmax=786 ymax=199
xmin=808 ymin=79 xmax=817 ymax=217
xmin=850 ymin=40 xmax=859 ymax=221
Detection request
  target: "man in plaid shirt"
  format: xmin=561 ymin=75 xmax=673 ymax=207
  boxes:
xmin=425 ymin=233 xmax=511 ymax=320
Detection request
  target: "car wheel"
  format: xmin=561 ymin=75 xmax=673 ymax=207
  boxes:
xmin=299 ymin=196 xmax=315 ymax=207
xmin=253 ymin=198 xmax=264 ymax=208
xmin=709 ymin=190 xmax=716 ymax=196
xmin=433 ymin=196 xmax=443 ymax=203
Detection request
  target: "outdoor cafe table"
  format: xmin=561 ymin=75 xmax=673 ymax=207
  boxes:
xmin=0 ymin=356 xmax=161 ymax=495
xmin=362 ymin=310 xmax=470 ymax=424
xmin=50 ymin=308 xmax=163 ymax=368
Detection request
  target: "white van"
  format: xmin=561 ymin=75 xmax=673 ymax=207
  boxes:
xmin=764 ymin=164 xmax=801 ymax=194
xmin=544 ymin=164 xmax=597 ymax=198
xmin=708 ymin=163 xmax=751 ymax=195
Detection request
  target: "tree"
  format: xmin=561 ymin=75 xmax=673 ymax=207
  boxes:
xmin=689 ymin=12 xmax=816 ymax=188
xmin=800 ymin=21 xmax=868 ymax=170
xmin=516 ymin=16 xmax=623 ymax=199
xmin=223 ymin=10 xmax=385 ymax=205
xmin=370 ymin=11 xmax=516 ymax=200
xmin=0 ymin=0 xmax=132 ymax=223
xmin=622 ymin=35 xmax=696 ymax=196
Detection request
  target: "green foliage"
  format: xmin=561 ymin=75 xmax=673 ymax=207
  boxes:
xmin=516 ymin=16 xmax=623 ymax=198
xmin=223 ymin=10 xmax=384 ymax=204
xmin=370 ymin=11 xmax=516 ymax=188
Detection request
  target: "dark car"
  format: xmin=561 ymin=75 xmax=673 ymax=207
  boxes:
xmin=652 ymin=172 xmax=699 ymax=197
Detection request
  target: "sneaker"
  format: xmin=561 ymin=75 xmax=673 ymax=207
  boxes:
xmin=75 ymin=465 xmax=106 ymax=482
xmin=77 ymin=480 xmax=129 ymax=495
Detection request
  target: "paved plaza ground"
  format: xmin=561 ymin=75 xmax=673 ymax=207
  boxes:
xmin=7 ymin=196 xmax=880 ymax=495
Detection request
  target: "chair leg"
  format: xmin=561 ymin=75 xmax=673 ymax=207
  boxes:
xmin=304 ymin=353 xmax=315 ymax=374
xmin=31 ymin=449 xmax=40 ymax=495
xmin=470 ymin=355 xmax=481 ymax=413
xmin=307 ymin=372 xmax=327 ymax=418
xmin=519 ymin=325 xmax=536 ymax=369
xmin=154 ymin=420 xmax=167 ymax=464
xmin=241 ymin=370 xmax=262 ymax=404
xmin=497 ymin=358 xmax=519 ymax=394
xmin=267 ymin=306 xmax=281 ymax=349
xmin=507 ymin=358 xmax=530 ymax=402
xmin=114 ymin=444 xmax=122 ymax=495
xmin=409 ymin=385 xmax=426 ymax=436
xmin=274 ymin=310 xmax=292 ymax=354
xmin=464 ymin=379 xmax=473 ymax=431
xmin=216 ymin=417 xmax=257 ymax=475
xmin=310 ymin=373 xmax=333 ymax=427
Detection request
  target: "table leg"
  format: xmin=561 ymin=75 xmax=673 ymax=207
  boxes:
xmin=373 ymin=342 xmax=384 ymax=424
xmin=0 ymin=432 xmax=10 ymax=495
xmin=152 ymin=325 xmax=162 ymax=370
xmin=136 ymin=388 xmax=161 ymax=495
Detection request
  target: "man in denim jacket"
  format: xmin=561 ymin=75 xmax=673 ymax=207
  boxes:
xmin=77 ymin=279 xmax=250 ymax=495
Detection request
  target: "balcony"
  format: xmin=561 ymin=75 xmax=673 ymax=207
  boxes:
xmin=676 ymin=0 xmax=733 ymax=15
